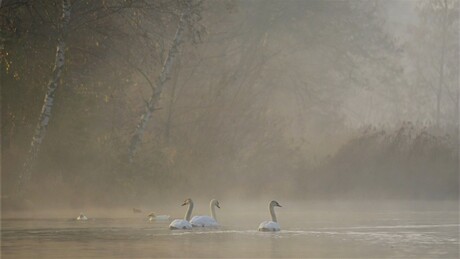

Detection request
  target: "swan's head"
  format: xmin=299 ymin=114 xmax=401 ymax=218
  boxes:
xmin=211 ymin=199 xmax=220 ymax=209
xmin=270 ymin=200 xmax=282 ymax=208
xmin=181 ymin=198 xmax=192 ymax=206
xmin=79 ymin=212 xmax=85 ymax=216
xmin=148 ymin=212 xmax=156 ymax=217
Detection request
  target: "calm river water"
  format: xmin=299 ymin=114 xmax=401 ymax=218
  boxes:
xmin=1 ymin=202 xmax=459 ymax=258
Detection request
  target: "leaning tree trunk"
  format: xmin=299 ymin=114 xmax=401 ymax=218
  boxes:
xmin=164 ymin=59 xmax=181 ymax=145
xmin=128 ymin=2 xmax=191 ymax=162
xmin=19 ymin=0 xmax=71 ymax=187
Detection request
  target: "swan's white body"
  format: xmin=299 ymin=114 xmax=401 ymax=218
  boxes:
xmin=169 ymin=219 xmax=192 ymax=229
xmin=190 ymin=216 xmax=218 ymax=227
xmin=190 ymin=199 xmax=220 ymax=227
xmin=258 ymin=221 xmax=280 ymax=232
xmin=258 ymin=201 xmax=282 ymax=232
xmin=169 ymin=199 xmax=193 ymax=230
xmin=76 ymin=213 xmax=88 ymax=221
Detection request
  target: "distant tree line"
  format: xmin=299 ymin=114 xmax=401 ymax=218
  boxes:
xmin=1 ymin=0 xmax=458 ymax=209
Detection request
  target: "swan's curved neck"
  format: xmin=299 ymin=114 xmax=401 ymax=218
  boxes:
xmin=185 ymin=202 xmax=194 ymax=221
xmin=210 ymin=202 xmax=217 ymax=220
xmin=269 ymin=204 xmax=277 ymax=222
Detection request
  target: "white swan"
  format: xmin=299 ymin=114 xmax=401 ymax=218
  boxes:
xmin=76 ymin=212 xmax=88 ymax=221
xmin=169 ymin=198 xmax=193 ymax=230
xmin=258 ymin=201 xmax=282 ymax=232
xmin=148 ymin=212 xmax=171 ymax=221
xmin=190 ymin=199 xmax=220 ymax=227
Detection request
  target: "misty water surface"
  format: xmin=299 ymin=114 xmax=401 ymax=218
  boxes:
xmin=1 ymin=201 xmax=458 ymax=258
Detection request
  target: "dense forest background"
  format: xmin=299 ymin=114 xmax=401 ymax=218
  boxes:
xmin=1 ymin=0 xmax=458 ymax=210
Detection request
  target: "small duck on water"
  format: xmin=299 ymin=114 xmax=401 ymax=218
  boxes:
xmin=148 ymin=212 xmax=171 ymax=221
xmin=76 ymin=213 xmax=88 ymax=221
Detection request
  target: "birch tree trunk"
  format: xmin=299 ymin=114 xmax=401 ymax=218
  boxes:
xmin=128 ymin=2 xmax=191 ymax=162
xmin=20 ymin=0 xmax=71 ymax=186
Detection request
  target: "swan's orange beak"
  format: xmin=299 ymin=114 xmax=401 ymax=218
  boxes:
xmin=216 ymin=203 xmax=220 ymax=209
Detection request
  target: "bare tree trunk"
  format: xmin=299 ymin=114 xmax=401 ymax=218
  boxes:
xmin=20 ymin=0 xmax=71 ymax=186
xmin=164 ymin=61 xmax=180 ymax=145
xmin=456 ymin=83 xmax=459 ymax=130
xmin=128 ymin=2 xmax=191 ymax=162
xmin=454 ymin=64 xmax=460 ymax=170
xmin=436 ymin=0 xmax=448 ymax=127
xmin=436 ymin=86 xmax=442 ymax=127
